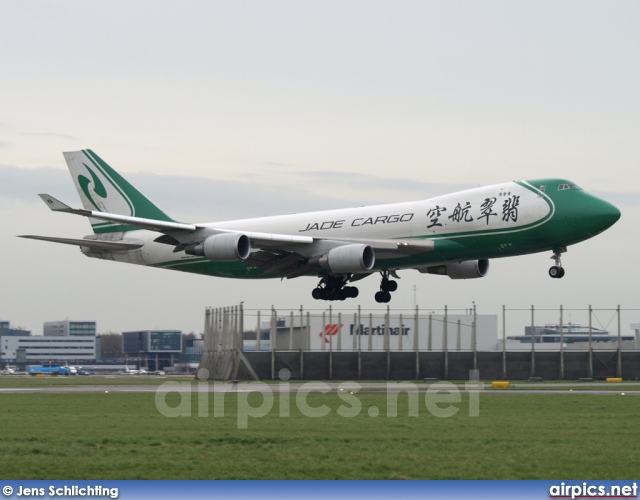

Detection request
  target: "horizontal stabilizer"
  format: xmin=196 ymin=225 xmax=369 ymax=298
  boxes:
xmin=38 ymin=194 xmax=198 ymax=233
xmin=18 ymin=235 xmax=143 ymax=252
xmin=39 ymin=194 xmax=76 ymax=212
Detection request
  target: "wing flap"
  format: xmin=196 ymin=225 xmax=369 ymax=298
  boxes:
xmin=245 ymin=250 xmax=305 ymax=275
xmin=238 ymin=231 xmax=314 ymax=246
xmin=320 ymin=237 xmax=435 ymax=256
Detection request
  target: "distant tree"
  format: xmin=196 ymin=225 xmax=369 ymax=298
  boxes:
xmin=98 ymin=332 xmax=123 ymax=359
xmin=182 ymin=332 xmax=197 ymax=353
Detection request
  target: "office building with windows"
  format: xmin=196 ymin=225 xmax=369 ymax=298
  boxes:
xmin=43 ymin=321 xmax=96 ymax=337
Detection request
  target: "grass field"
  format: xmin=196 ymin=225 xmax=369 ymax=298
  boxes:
xmin=0 ymin=379 xmax=638 ymax=479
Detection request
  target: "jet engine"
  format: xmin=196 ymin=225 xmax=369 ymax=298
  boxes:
xmin=425 ymin=259 xmax=489 ymax=279
xmin=185 ymin=233 xmax=251 ymax=261
xmin=318 ymin=244 xmax=375 ymax=274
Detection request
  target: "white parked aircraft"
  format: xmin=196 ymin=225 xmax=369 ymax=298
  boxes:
xmin=123 ymin=365 xmax=148 ymax=375
xmin=20 ymin=150 xmax=620 ymax=303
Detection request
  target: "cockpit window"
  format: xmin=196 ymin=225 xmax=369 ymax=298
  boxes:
xmin=558 ymin=183 xmax=582 ymax=191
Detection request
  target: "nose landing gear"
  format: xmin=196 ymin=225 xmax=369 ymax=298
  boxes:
xmin=549 ymin=251 xmax=566 ymax=279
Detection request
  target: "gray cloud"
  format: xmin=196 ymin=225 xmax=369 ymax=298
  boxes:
xmin=287 ymin=170 xmax=476 ymax=197
xmin=0 ymin=165 xmax=77 ymax=202
xmin=260 ymin=161 xmax=293 ymax=169
xmin=20 ymin=131 xmax=80 ymax=140
xmin=592 ymin=191 xmax=638 ymax=208
xmin=0 ymin=164 xmax=348 ymax=221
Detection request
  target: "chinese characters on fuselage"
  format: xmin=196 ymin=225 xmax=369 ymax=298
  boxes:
xmin=430 ymin=195 xmax=520 ymax=228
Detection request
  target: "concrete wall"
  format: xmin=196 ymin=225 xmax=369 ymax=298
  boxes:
xmin=242 ymin=350 xmax=640 ymax=380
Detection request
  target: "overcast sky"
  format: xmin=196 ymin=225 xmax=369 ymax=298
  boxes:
xmin=1 ymin=1 xmax=638 ymax=336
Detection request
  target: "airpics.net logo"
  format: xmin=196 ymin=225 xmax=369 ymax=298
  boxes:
xmin=549 ymin=482 xmax=638 ymax=499
xmin=154 ymin=369 xmax=483 ymax=429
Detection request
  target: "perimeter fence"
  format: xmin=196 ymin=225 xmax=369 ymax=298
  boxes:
xmin=198 ymin=304 xmax=640 ymax=381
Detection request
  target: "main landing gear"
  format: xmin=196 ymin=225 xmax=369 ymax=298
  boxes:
xmin=374 ymin=271 xmax=398 ymax=303
xmin=311 ymin=271 xmax=401 ymax=302
xmin=311 ymin=275 xmax=359 ymax=301
xmin=549 ymin=251 xmax=566 ymax=279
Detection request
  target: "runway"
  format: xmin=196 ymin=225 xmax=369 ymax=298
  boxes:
xmin=1 ymin=380 xmax=639 ymax=395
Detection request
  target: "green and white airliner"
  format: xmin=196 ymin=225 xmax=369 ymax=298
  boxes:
xmin=21 ymin=150 xmax=621 ymax=303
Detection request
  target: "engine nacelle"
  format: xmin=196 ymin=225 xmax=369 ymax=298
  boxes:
xmin=318 ymin=244 xmax=375 ymax=274
xmin=425 ymin=259 xmax=489 ymax=280
xmin=185 ymin=233 xmax=251 ymax=261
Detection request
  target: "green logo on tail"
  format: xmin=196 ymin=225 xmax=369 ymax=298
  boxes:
xmin=79 ymin=164 xmax=107 ymax=211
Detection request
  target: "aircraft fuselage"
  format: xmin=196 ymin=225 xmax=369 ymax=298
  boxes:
xmin=80 ymin=179 xmax=619 ymax=279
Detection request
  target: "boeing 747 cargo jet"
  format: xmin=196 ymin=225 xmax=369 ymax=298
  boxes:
xmin=20 ymin=150 xmax=620 ymax=303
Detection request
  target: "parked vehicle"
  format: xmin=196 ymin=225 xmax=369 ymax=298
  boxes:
xmin=28 ymin=365 xmax=73 ymax=376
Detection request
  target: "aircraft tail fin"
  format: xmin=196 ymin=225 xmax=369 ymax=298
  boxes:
xmin=63 ymin=149 xmax=175 ymax=234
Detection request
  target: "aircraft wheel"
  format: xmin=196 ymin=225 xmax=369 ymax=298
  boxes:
xmin=381 ymin=279 xmax=394 ymax=292
xmin=342 ymin=286 xmax=357 ymax=298
xmin=375 ymin=291 xmax=386 ymax=303
xmin=382 ymin=292 xmax=392 ymax=303
xmin=549 ymin=266 xmax=561 ymax=278
xmin=557 ymin=267 xmax=565 ymax=278
xmin=312 ymin=288 xmax=322 ymax=300
xmin=334 ymin=289 xmax=347 ymax=301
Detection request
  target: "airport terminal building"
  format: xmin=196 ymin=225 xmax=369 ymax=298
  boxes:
xmin=122 ymin=330 xmax=183 ymax=371
xmin=1 ymin=320 xmax=97 ymax=364
xmin=1 ymin=335 xmax=96 ymax=363
xmin=43 ymin=320 xmax=96 ymax=337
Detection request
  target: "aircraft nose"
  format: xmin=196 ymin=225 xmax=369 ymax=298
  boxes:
xmin=584 ymin=195 xmax=621 ymax=234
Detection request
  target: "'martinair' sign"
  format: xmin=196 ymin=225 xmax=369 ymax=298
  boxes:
xmin=262 ymin=313 xmax=498 ymax=352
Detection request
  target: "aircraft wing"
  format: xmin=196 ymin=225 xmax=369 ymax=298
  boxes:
xmin=212 ymin=229 xmax=314 ymax=246
xmin=34 ymin=194 xmax=435 ymax=276
xmin=321 ymin=237 xmax=434 ymax=257
xmin=37 ymin=194 xmax=314 ymax=246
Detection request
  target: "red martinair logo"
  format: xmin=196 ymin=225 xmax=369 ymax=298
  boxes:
xmin=319 ymin=324 xmax=342 ymax=343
